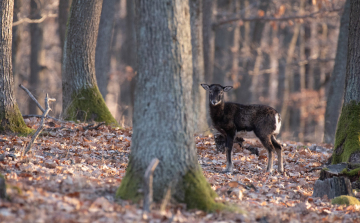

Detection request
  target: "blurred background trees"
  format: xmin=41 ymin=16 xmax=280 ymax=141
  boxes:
xmin=11 ymin=0 xmax=347 ymax=143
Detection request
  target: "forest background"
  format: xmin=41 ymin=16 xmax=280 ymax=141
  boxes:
xmin=13 ymin=0 xmax=345 ymax=143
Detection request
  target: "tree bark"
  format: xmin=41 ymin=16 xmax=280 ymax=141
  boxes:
xmin=332 ymin=0 xmax=360 ymax=164
xmin=58 ymin=0 xmax=72 ymax=52
xmin=12 ymin=0 xmax=22 ymax=87
xmin=324 ymin=0 xmax=350 ymax=144
xmin=0 ymin=0 xmax=31 ymax=134
xmin=299 ymin=0 xmax=306 ymax=142
xmin=120 ymin=0 xmax=136 ymax=125
xmin=117 ymin=0 xmax=221 ymax=211
xmin=95 ymin=0 xmax=116 ymax=98
xmin=190 ymin=0 xmax=208 ymax=132
xmin=202 ymin=0 xmax=216 ymax=83
xmin=29 ymin=0 xmax=46 ymax=115
xmin=62 ymin=0 xmax=117 ymax=125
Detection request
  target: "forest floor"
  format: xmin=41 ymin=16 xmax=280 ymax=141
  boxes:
xmin=0 ymin=118 xmax=359 ymax=223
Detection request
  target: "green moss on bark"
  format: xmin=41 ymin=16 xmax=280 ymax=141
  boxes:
xmin=331 ymin=195 xmax=360 ymax=206
xmin=183 ymin=167 xmax=225 ymax=212
xmin=0 ymin=104 xmax=32 ymax=134
xmin=116 ymin=162 xmax=142 ymax=202
xmin=341 ymin=167 xmax=360 ymax=177
xmin=64 ymin=86 xmax=118 ymax=126
xmin=332 ymin=101 xmax=360 ymax=164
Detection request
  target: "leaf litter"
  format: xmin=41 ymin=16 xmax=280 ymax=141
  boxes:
xmin=0 ymin=117 xmax=359 ymax=222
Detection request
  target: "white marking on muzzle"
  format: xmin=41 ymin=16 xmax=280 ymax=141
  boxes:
xmin=211 ymin=100 xmax=221 ymax=106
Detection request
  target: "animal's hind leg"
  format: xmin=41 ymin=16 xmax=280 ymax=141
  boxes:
xmin=271 ymin=135 xmax=283 ymax=173
xmin=257 ymin=135 xmax=275 ymax=172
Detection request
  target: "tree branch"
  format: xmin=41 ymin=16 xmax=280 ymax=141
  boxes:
xmin=23 ymin=94 xmax=56 ymax=156
xmin=143 ymin=158 xmax=160 ymax=214
xmin=12 ymin=13 xmax=57 ymax=27
xmin=19 ymin=84 xmax=63 ymax=122
xmin=214 ymin=7 xmax=343 ymax=28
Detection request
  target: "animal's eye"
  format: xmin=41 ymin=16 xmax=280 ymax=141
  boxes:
xmin=209 ymin=91 xmax=213 ymax=94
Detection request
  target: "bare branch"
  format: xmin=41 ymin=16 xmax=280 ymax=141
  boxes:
xmin=23 ymin=94 xmax=56 ymax=156
xmin=214 ymin=7 xmax=343 ymax=28
xmin=143 ymin=158 xmax=160 ymax=214
xmin=19 ymin=84 xmax=63 ymax=123
xmin=12 ymin=13 xmax=57 ymax=27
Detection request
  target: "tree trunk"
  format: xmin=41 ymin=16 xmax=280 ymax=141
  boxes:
xmin=202 ymin=0 xmax=216 ymax=83
xmin=116 ymin=0 xmax=221 ymax=211
xmin=0 ymin=0 xmax=31 ymax=134
xmin=29 ymin=0 xmax=46 ymax=115
xmin=323 ymin=0 xmax=350 ymax=144
xmin=190 ymin=0 xmax=208 ymax=132
xmin=120 ymin=0 xmax=136 ymax=125
xmin=280 ymin=23 xmax=300 ymax=134
xmin=95 ymin=0 xmax=116 ymax=98
xmin=235 ymin=0 xmax=269 ymax=104
xmin=332 ymin=0 xmax=360 ymax=164
xmin=62 ymin=0 xmax=117 ymax=125
xmin=12 ymin=0 xmax=22 ymax=87
xmin=58 ymin=0 xmax=72 ymax=52
xmin=268 ymin=26 xmax=279 ymax=108
xmin=299 ymin=0 xmax=306 ymax=142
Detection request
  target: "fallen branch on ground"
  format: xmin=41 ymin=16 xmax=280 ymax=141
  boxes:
xmin=23 ymin=94 xmax=56 ymax=156
xmin=19 ymin=84 xmax=63 ymax=123
xmin=143 ymin=158 xmax=160 ymax=215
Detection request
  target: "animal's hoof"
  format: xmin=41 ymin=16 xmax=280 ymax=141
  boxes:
xmin=222 ymin=169 xmax=233 ymax=174
xmin=223 ymin=164 xmax=233 ymax=173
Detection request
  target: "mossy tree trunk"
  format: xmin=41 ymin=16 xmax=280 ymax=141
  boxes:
xmin=116 ymin=0 xmax=222 ymax=212
xmin=190 ymin=0 xmax=209 ymax=133
xmin=332 ymin=0 xmax=360 ymax=164
xmin=0 ymin=0 xmax=31 ymax=134
xmin=95 ymin=0 xmax=116 ymax=98
xmin=323 ymin=0 xmax=350 ymax=144
xmin=12 ymin=0 xmax=22 ymax=87
xmin=62 ymin=0 xmax=117 ymax=125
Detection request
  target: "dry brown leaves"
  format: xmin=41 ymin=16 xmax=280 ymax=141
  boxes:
xmin=0 ymin=117 xmax=359 ymax=222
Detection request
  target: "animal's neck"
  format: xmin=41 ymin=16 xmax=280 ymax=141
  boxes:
xmin=209 ymin=101 xmax=225 ymax=119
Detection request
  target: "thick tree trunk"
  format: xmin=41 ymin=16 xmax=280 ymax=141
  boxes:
xmin=202 ymin=0 xmax=216 ymax=83
xmin=29 ymin=0 xmax=46 ymax=115
xmin=332 ymin=0 xmax=360 ymax=164
xmin=58 ymin=0 xmax=72 ymax=52
xmin=324 ymin=0 xmax=350 ymax=144
xmin=0 ymin=0 xmax=31 ymax=134
xmin=117 ymin=0 xmax=221 ymax=211
xmin=95 ymin=0 xmax=116 ymax=98
xmin=12 ymin=0 xmax=22 ymax=87
xmin=190 ymin=0 xmax=208 ymax=132
xmin=62 ymin=0 xmax=117 ymax=125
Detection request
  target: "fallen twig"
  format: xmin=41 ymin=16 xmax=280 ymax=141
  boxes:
xmin=19 ymin=84 xmax=63 ymax=123
xmin=143 ymin=158 xmax=160 ymax=214
xmin=23 ymin=94 xmax=56 ymax=156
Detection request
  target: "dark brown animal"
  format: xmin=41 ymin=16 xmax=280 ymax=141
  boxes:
xmin=201 ymin=84 xmax=283 ymax=173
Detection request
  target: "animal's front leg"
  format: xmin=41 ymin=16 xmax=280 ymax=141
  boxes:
xmin=224 ymin=135 xmax=234 ymax=173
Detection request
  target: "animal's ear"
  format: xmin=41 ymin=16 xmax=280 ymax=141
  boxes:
xmin=200 ymin=84 xmax=210 ymax=91
xmin=223 ymin=86 xmax=233 ymax=92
